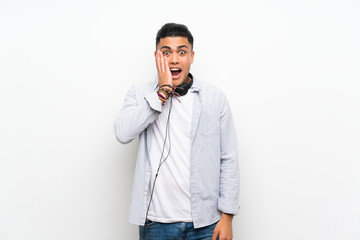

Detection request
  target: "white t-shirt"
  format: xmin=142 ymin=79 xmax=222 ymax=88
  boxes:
xmin=147 ymin=92 xmax=194 ymax=223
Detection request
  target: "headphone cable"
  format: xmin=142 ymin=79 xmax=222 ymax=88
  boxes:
xmin=141 ymin=96 xmax=173 ymax=240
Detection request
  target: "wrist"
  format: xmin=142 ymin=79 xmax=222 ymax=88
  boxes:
xmin=159 ymin=84 xmax=173 ymax=90
xmin=157 ymin=91 xmax=167 ymax=104
xmin=158 ymin=88 xmax=170 ymax=97
xmin=161 ymin=86 xmax=173 ymax=92
xmin=221 ymin=213 xmax=234 ymax=221
xmin=157 ymin=87 xmax=171 ymax=105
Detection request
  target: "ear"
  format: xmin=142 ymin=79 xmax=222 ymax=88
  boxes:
xmin=191 ymin=51 xmax=195 ymax=64
xmin=154 ymin=50 xmax=157 ymax=57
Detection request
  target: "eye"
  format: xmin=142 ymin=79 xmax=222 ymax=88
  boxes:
xmin=163 ymin=51 xmax=170 ymax=55
xmin=179 ymin=50 xmax=186 ymax=55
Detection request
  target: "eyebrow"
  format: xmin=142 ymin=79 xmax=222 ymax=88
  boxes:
xmin=177 ymin=45 xmax=188 ymax=49
xmin=160 ymin=45 xmax=189 ymax=50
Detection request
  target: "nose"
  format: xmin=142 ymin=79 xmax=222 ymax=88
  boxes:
xmin=169 ymin=54 xmax=179 ymax=65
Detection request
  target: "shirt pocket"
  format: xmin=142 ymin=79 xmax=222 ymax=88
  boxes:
xmin=200 ymin=114 xmax=220 ymax=137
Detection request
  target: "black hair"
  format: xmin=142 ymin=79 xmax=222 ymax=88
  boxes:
xmin=156 ymin=23 xmax=194 ymax=49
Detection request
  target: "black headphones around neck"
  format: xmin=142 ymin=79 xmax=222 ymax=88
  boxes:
xmin=174 ymin=73 xmax=193 ymax=96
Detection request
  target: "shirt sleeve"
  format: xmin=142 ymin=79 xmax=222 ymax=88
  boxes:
xmin=114 ymin=85 xmax=162 ymax=144
xmin=218 ymin=93 xmax=240 ymax=215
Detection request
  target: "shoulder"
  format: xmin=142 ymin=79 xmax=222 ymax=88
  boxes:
xmin=134 ymin=80 xmax=157 ymax=90
xmin=128 ymin=80 xmax=157 ymax=94
xmin=195 ymin=79 xmax=227 ymax=102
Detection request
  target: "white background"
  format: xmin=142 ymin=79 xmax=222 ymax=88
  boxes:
xmin=1 ymin=0 xmax=359 ymax=239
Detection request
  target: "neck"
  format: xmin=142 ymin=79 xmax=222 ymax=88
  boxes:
xmin=184 ymin=76 xmax=191 ymax=84
xmin=174 ymin=73 xmax=193 ymax=96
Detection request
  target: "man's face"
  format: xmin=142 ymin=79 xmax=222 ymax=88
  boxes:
xmin=155 ymin=36 xmax=194 ymax=86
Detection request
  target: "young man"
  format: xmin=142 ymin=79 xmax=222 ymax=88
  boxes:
xmin=114 ymin=23 xmax=239 ymax=240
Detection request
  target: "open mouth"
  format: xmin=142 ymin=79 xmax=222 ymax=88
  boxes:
xmin=170 ymin=68 xmax=182 ymax=78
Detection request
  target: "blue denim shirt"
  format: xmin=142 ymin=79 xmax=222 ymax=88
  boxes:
xmin=114 ymin=78 xmax=239 ymax=228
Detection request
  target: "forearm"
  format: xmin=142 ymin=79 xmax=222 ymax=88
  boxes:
xmin=114 ymin=87 xmax=162 ymax=144
xmin=218 ymin=93 xmax=240 ymax=214
xmin=218 ymin=152 xmax=239 ymax=214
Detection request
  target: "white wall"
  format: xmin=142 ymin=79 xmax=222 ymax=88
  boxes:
xmin=1 ymin=0 xmax=359 ymax=239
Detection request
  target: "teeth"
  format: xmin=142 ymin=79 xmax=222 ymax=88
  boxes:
xmin=170 ymin=68 xmax=180 ymax=71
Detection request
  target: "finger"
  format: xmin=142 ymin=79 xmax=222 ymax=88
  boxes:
xmin=159 ymin=51 xmax=165 ymax=73
xmin=164 ymin=55 xmax=170 ymax=73
xmin=164 ymin=55 xmax=173 ymax=86
xmin=211 ymin=230 xmax=219 ymax=240
xmin=155 ymin=50 xmax=161 ymax=73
